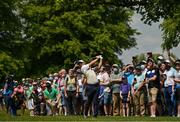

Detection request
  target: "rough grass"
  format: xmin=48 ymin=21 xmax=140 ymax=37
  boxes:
xmin=0 ymin=110 xmax=180 ymax=121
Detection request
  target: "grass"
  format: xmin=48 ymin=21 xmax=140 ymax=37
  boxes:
xmin=0 ymin=110 xmax=180 ymax=121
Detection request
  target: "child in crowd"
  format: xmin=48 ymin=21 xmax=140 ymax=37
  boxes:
xmin=120 ymin=76 xmax=131 ymax=117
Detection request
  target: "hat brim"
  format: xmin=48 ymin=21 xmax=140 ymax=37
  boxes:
xmin=175 ymin=62 xmax=180 ymax=65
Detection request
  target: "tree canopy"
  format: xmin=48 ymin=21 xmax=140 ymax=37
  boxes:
xmin=0 ymin=0 xmax=179 ymax=79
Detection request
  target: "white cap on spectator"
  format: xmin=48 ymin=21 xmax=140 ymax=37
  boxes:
xmin=46 ymin=81 xmax=51 ymax=84
xmin=165 ymin=59 xmax=170 ymax=63
xmin=158 ymin=56 xmax=164 ymax=60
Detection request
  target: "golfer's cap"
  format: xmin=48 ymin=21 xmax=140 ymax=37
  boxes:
xmin=158 ymin=56 xmax=164 ymax=60
xmin=78 ymin=60 xmax=84 ymax=63
xmin=112 ymin=64 xmax=119 ymax=68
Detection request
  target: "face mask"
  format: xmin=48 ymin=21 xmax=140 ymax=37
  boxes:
xmin=54 ymin=77 xmax=58 ymax=80
xmin=113 ymin=68 xmax=119 ymax=74
xmin=141 ymin=65 xmax=145 ymax=70
xmin=157 ymin=60 xmax=161 ymax=65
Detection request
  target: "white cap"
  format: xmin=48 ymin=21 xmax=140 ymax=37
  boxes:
xmin=158 ymin=56 xmax=164 ymax=60
xmin=46 ymin=81 xmax=51 ymax=84
xmin=53 ymin=73 xmax=58 ymax=76
xmin=78 ymin=60 xmax=84 ymax=63
xmin=165 ymin=59 xmax=170 ymax=63
xmin=141 ymin=60 xmax=147 ymax=64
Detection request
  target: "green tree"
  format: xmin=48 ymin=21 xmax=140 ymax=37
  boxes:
xmin=0 ymin=0 xmax=25 ymax=79
xmin=90 ymin=0 xmax=180 ymax=49
xmin=1 ymin=0 xmax=179 ymax=79
xmin=18 ymin=0 xmax=138 ymax=76
xmin=160 ymin=5 xmax=180 ymax=51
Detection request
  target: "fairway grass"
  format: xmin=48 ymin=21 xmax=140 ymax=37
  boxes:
xmin=0 ymin=110 xmax=180 ymax=121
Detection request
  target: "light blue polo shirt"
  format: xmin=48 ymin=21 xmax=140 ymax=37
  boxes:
xmin=124 ymin=72 xmax=134 ymax=86
xmin=134 ymin=73 xmax=145 ymax=90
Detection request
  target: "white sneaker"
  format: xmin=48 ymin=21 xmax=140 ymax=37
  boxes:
xmin=177 ymin=114 xmax=180 ymax=117
xmin=64 ymin=112 xmax=67 ymax=116
xmin=150 ymin=115 xmax=156 ymax=117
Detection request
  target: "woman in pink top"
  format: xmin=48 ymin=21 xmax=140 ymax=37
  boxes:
xmin=12 ymin=83 xmax=25 ymax=115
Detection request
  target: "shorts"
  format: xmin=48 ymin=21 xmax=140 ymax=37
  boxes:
xmin=104 ymin=92 xmax=112 ymax=105
xmin=176 ymin=88 xmax=180 ymax=103
xmin=27 ymin=99 xmax=34 ymax=110
xmin=99 ymin=96 xmax=104 ymax=106
xmin=149 ymin=87 xmax=158 ymax=103
xmin=61 ymin=92 xmax=67 ymax=106
xmin=122 ymin=94 xmax=129 ymax=103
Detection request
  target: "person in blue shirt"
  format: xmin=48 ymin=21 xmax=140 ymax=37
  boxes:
xmin=124 ymin=65 xmax=135 ymax=86
xmin=120 ymin=76 xmax=131 ymax=117
xmin=3 ymin=75 xmax=16 ymax=116
xmin=123 ymin=64 xmax=134 ymax=116
xmin=132 ymin=65 xmax=146 ymax=116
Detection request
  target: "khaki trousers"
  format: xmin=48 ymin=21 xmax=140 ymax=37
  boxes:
xmin=133 ymin=90 xmax=145 ymax=116
xmin=112 ymin=93 xmax=123 ymax=116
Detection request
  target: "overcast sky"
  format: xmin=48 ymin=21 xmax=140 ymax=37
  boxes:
xmin=120 ymin=14 xmax=180 ymax=64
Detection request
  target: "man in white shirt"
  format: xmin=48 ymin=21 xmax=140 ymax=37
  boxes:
xmin=164 ymin=59 xmax=176 ymax=116
xmin=77 ymin=55 xmax=102 ymax=118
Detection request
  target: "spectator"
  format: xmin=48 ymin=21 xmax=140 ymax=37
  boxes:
xmin=174 ymin=60 xmax=180 ymax=117
xmin=123 ymin=64 xmax=135 ymax=116
xmin=110 ymin=64 xmax=122 ymax=116
xmin=3 ymin=75 xmax=16 ymax=116
xmin=164 ymin=59 xmax=176 ymax=116
xmin=132 ymin=65 xmax=146 ymax=116
xmin=12 ymin=82 xmax=25 ymax=115
xmin=44 ymin=81 xmax=60 ymax=116
xmin=145 ymin=58 xmax=160 ymax=117
xmin=64 ymin=69 xmax=79 ymax=115
xmin=58 ymin=69 xmax=68 ymax=116
xmin=100 ymin=65 xmax=112 ymax=116
xmin=120 ymin=76 xmax=131 ymax=117
xmin=76 ymin=69 xmax=84 ymax=115
xmin=0 ymin=89 xmax=4 ymax=110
